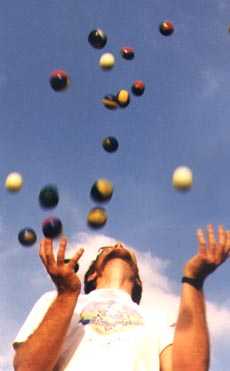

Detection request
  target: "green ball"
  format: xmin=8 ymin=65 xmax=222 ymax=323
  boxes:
xmin=39 ymin=184 xmax=59 ymax=209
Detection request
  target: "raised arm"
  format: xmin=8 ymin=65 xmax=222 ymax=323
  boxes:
xmin=172 ymin=224 xmax=230 ymax=371
xmin=14 ymin=238 xmax=84 ymax=371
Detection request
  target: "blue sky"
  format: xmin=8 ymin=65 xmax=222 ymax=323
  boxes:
xmin=1 ymin=0 xmax=230 ymax=369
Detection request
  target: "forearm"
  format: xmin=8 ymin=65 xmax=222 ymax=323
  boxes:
xmin=172 ymin=283 xmax=210 ymax=371
xmin=14 ymin=292 xmax=79 ymax=371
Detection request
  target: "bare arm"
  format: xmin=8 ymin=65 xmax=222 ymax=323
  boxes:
xmin=160 ymin=345 xmax=173 ymax=371
xmin=173 ymin=224 xmax=230 ymax=371
xmin=172 ymin=282 xmax=209 ymax=371
xmin=14 ymin=238 xmax=84 ymax=371
xmin=14 ymin=292 xmax=78 ymax=371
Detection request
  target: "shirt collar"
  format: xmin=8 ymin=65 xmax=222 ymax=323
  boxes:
xmin=87 ymin=288 xmax=132 ymax=301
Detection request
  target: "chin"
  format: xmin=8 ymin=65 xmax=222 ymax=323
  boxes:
xmin=101 ymin=249 xmax=136 ymax=271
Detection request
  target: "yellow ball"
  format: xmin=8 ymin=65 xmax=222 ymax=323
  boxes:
xmin=99 ymin=53 xmax=115 ymax=70
xmin=117 ymin=89 xmax=130 ymax=107
xmin=87 ymin=207 xmax=108 ymax=228
xmin=96 ymin=178 xmax=113 ymax=197
xmin=172 ymin=166 xmax=193 ymax=190
xmin=5 ymin=172 xmax=23 ymax=192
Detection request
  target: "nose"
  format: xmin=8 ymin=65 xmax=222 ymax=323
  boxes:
xmin=114 ymin=243 xmax=124 ymax=249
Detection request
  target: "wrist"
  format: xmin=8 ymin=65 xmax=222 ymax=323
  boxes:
xmin=181 ymin=276 xmax=204 ymax=290
xmin=57 ymin=290 xmax=80 ymax=301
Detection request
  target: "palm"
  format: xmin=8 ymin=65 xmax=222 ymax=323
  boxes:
xmin=183 ymin=225 xmax=230 ymax=280
xmin=184 ymin=253 xmax=217 ymax=279
xmin=49 ymin=265 xmax=81 ymax=293
xmin=39 ymin=238 xmax=84 ymax=294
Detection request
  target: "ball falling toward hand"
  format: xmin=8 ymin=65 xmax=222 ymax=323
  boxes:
xmin=42 ymin=217 xmax=63 ymax=239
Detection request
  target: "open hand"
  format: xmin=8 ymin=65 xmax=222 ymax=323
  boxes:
xmin=39 ymin=238 xmax=84 ymax=295
xmin=183 ymin=224 xmax=230 ymax=281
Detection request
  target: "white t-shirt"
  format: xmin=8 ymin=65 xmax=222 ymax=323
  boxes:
xmin=13 ymin=288 xmax=175 ymax=371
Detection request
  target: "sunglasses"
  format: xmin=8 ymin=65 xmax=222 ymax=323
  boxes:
xmin=96 ymin=246 xmax=113 ymax=256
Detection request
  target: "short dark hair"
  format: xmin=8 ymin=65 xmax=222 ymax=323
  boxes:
xmin=83 ymin=257 xmax=143 ymax=305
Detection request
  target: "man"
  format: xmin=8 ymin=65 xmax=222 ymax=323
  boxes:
xmin=12 ymin=224 xmax=230 ymax=371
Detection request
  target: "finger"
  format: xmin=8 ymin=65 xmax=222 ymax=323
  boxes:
xmin=57 ymin=238 xmax=67 ymax=265
xmin=68 ymin=248 xmax=84 ymax=269
xmin=44 ymin=239 xmax=56 ymax=267
xmin=39 ymin=240 xmax=48 ymax=266
xmin=217 ymin=225 xmax=226 ymax=247
xmin=207 ymin=224 xmax=216 ymax=248
xmin=196 ymin=228 xmax=206 ymax=254
xmin=225 ymin=231 xmax=230 ymax=255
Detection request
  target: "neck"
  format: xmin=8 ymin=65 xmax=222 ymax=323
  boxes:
xmin=96 ymin=259 xmax=134 ymax=295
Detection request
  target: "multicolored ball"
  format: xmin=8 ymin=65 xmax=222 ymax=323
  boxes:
xmin=42 ymin=217 xmax=63 ymax=239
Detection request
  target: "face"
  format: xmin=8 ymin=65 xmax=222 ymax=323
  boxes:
xmin=95 ymin=243 xmax=138 ymax=275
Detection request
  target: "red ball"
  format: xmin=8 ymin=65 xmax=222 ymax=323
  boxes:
xmin=159 ymin=21 xmax=175 ymax=36
xmin=49 ymin=70 xmax=69 ymax=91
xmin=131 ymin=80 xmax=145 ymax=96
xmin=120 ymin=47 xmax=135 ymax=60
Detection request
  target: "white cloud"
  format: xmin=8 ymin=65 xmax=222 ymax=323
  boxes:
xmin=0 ymin=317 xmax=19 ymax=371
xmin=0 ymin=351 xmax=14 ymax=371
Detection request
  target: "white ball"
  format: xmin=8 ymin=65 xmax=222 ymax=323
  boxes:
xmin=172 ymin=166 xmax=193 ymax=190
xmin=99 ymin=53 xmax=115 ymax=70
xmin=5 ymin=172 xmax=23 ymax=192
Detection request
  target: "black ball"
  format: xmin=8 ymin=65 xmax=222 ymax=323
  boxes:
xmin=88 ymin=29 xmax=107 ymax=49
xmin=102 ymin=137 xmax=119 ymax=153
xmin=39 ymin=185 xmax=59 ymax=209
xmin=49 ymin=70 xmax=69 ymax=91
xmin=18 ymin=228 xmax=37 ymax=247
xmin=42 ymin=217 xmax=63 ymax=239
